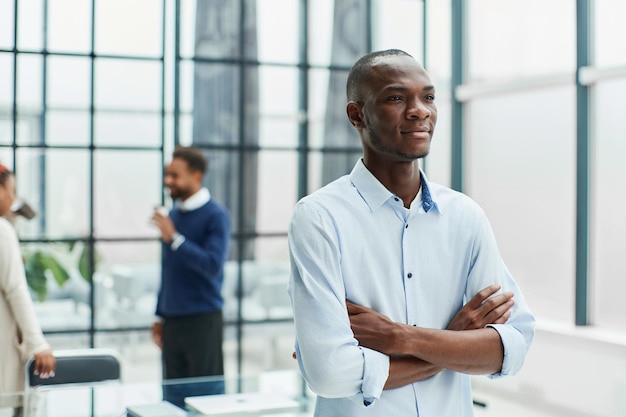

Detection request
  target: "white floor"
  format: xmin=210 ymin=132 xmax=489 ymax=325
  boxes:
xmin=472 ymin=390 xmax=564 ymax=417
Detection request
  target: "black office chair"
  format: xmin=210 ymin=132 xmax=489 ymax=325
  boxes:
xmin=25 ymin=348 xmax=122 ymax=388
xmin=22 ymin=349 xmax=122 ymax=417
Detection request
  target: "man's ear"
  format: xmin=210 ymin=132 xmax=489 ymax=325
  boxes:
xmin=192 ymin=170 xmax=203 ymax=184
xmin=346 ymin=102 xmax=364 ymax=128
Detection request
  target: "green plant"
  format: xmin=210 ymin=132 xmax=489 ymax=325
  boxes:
xmin=22 ymin=242 xmax=96 ymax=302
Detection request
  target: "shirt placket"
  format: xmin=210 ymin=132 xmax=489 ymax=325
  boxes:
xmin=400 ymin=207 xmax=419 ymax=326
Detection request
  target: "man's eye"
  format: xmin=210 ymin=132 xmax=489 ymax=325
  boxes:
xmin=426 ymin=94 xmax=436 ymax=101
xmin=388 ymin=96 xmax=403 ymax=101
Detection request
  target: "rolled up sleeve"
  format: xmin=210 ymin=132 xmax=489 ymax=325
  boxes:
xmin=289 ymin=201 xmax=390 ymax=404
xmin=359 ymin=347 xmax=389 ymax=406
xmin=487 ymin=301 xmax=535 ymax=378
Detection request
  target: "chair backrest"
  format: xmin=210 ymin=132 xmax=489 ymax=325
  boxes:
xmin=25 ymin=348 xmax=121 ymax=389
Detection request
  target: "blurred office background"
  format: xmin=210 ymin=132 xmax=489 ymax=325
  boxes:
xmin=1 ymin=0 xmax=625 ymax=416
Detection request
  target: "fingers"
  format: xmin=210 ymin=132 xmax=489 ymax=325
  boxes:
xmin=481 ymin=291 xmax=514 ymax=312
xmin=486 ymin=297 xmax=515 ymax=324
xmin=346 ymin=300 xmax=371 ymax=315
xmin=151 ymin=322 xmax=164 ymax=350
xmin=34 ymin=352 xmax=56 ymax=379
xmin=466 ymin=285 xmax=501 ymax=309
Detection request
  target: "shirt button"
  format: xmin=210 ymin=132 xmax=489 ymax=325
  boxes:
xmin=394 ymin=197 xmax=399 ymax=202
xmin=405 ymin=224 xmax=408 ymax=229
xmin=407 ymin=273 xmax=413 ymax=279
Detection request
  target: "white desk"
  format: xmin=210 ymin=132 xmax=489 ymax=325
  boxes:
xmin=1 ymin=371 xmax=313 ymax=417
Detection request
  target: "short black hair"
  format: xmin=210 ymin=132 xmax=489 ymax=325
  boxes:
xmin=0 ymin=163 xmax=13 ymax=186
xmin=172 ymin=146 xmax=208 ymax=174
xmin=346 ymin=49 xmax=414 ymax=103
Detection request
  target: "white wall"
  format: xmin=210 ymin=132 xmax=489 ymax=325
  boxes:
xmin=473 ymin=323 xmax=626 ymax=417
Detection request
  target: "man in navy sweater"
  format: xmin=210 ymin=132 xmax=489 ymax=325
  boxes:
xmin=151 ymin=146 xmax=231 ymax=408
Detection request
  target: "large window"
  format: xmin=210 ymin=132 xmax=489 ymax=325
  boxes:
xmin=4 ymin=4 xmax=625 ymax=406
xmin=465 ymin=0 xmax=577 ymax=324
xmin=590 ymin=0 xmax=626 ymax=331
xmin=0 ymin=0 xmax=430 ymax=379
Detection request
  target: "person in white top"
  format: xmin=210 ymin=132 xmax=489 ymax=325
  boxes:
xmin=0 ymin=163 xmax=55 ymax=416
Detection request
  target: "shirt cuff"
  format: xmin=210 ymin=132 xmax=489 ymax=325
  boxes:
xmin=486 ymin=323 xmax=525 ymax=378
xmin=170 ymin=233 xmax=185 ymax=250
xmin=360 ymin=347 xmax=389 ymax=407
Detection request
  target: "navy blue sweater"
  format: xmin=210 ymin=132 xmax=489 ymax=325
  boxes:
xmin=156 ymin=200 xmax=231 ymax=318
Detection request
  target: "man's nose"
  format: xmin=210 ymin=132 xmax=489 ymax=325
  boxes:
xmin=406 ymin=99 xmax=431 ymax=119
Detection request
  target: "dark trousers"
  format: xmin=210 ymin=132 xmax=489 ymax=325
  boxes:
xmin=161 ymin=311 xmax=225 ymax=408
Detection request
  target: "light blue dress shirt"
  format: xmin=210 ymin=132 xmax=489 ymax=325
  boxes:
xmin=288 ymin=159 xmax=535 ymax=417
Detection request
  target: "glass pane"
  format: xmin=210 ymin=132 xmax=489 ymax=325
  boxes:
xmin=244 ymin=245 xmax=291 ymax=322
xmin=164 ymin=114 xmax=174 ymax=152
xmin=46 ymin=110 xmax=90 ymax=146
xmin=94 ymin=112 xmax=161 ymax=147
xmin=223 ymin=239 xmax=291 ymax=323
xmin=595 ymin=0 xmax=626 ymax=67
xmin=199 ymin=149 xmax=242 ymax=236
xmin=308 ymin=0 xmax=367 ymax=67
xmin=0 ymin=147 xmax=12 ymax=165
xmin=425 ymin=0 xmax=451 ymax=81
xmin=22 ymin=241 xmax=92 ymax=332
xmin=179 ymin=113 xmax=194 ymax=146
xmin=0 ymin=53 xmax=13 ymax=146
xmin=48 ymin=0 xmax=92 ymax=53
xmin=190 ymin=63 xmax=240 ymax=145
xmin=308 ymin=69 xmax=355 ymax=150
xmin=256 ymin=150 xmax=298 ymax=234
xmin=308 ymin=69 xmax=330 ymax=149
xmin=17 ymin=54 xmax=42 ymax=112
xmin=255 ymin=0 xmax=298 ymax=63
xmin=179 ymin=60 xmax=194 ymax=113
xmin=423 ymin=98 xmax=451 ymax=187
xmin=0 ymin=53 xmax=13 ymax=105
xmin=17 ymin=0 xmax=43 ymax=50
xmin=592 ymin=79 xmax=626 ymax=332
xmin=423 ymin=0 xmax=452 ymax=187
xmin=179 ymin=0 xmax=197 ymax=59
xmin=259 ymin=117 xmax=298 ymax=148
xmin=94 ymin=59 xmax=162 ymax=111
xmin=0 ymin=0 xmax=14 ymax=49
xmin=16 ymin=115 xmax=43 ymax=146
xmin=468 ymin=0 xmax=575 ymax=80
xmin=14 ymin=148 xmax=90 ymax=239
xmin=307 ymin=150 xmax=361 ymax=193
xmin=95 ymin=241 xmax=161 ymax=330
xmin=16 ymin=55 xmax=42 ymax=146
xmin=259 ymin=66 xmax=298 ymax=119
xmin=308 ymin=0 xmax=333 ymax=66
xmin=95 ymin=331 xmax=160 ymax=382
xmin=254 ymin=235 xmax=289 ymax=265
xmin=466 ymin=86 xmax=576 ymax=323
xmin=222 ymin=261 xmax=240 ymax=323
xmin=241 ymin=322 xmax=297 ymax=374
xmin=94 ymin=150 xmax=162 ymax=238
xmin=48 ymin=56 xmax=91 ymax=108
xmin=0 ymin=122 xmax=12 ymax=146
xmin=188 ymin=0 xmax=241 ymax=59
xmin=46 ymin=333 xmax=91 ymax=350
xmin=95 ymin=0 xmax=163 ymax=56
xmin=258 ymin=66 xmax=298 ymax=147
xmin=372 ymin=0 xmax=424 ymax=59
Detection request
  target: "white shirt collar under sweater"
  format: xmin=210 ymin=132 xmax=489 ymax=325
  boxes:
xmin=176 ymin=187 xmax=210 ymax=212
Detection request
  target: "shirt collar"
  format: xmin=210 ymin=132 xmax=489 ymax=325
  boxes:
xmin=349 ymin=159 xmax=438 ymax=213
xmin=176 ymin=187 xmax=211 ymax=212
